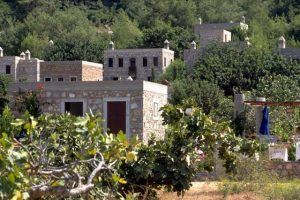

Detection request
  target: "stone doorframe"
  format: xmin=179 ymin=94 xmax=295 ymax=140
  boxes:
xmin=103 ymin=97 xmax=130 ymax=138
xmin=60 ymin=98 xmax=87 ymax=116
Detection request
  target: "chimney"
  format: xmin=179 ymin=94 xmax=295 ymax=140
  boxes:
xmin=278 ymin=36 xmax=286 ymax=49
xmin=108 ymin=41 xmax=115 ymax=50
xmin=25 ymin=50 xmax=31 ymax=60
xmin=241 ymin=16 xmax=246 ymax=24
xmin=48 ymin=40 xmax=54 ymax=46
xmin=0 ymin=47 xmax=3 ymax=57
xmin=20 ymin=52 xmax=25 ymax=59
xmin=191 ymin=41 xmax=196 ymax=50
xmin=164 ymin=39 xmax=170 ymax=50
xmin=198 ymin=17 xmax=202 ymax=24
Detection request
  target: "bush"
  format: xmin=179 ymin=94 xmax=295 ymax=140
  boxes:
xmin=220 ymin=155 xmax=278 ymax=197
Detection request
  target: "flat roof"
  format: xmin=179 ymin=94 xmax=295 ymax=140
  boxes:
xmin=9 ymin=80 xmax=168 ymax=94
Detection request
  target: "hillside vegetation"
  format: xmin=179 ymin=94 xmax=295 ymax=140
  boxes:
xmin=0 ymin=0 xmax=300 ymax=61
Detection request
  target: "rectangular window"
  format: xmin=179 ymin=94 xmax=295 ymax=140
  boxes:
xmin=130 ymin=58 xmax=136 ymax=67
xmin=118 ymin=58 xmax=123 ymax=67
xmin=108 ymin=58 xmax=113 ymax=67
xmin=70 ymin=76 xmax=77 ymax=82
xmin=143 ymin=57 xmax=148 ymax=67
xmin=164 ymin=57 xmax=167 ymax=67
xmin=113 ymin=77 xmax=118 ymax=81
xmin=58 ymin=77 xmax=64 ymax=82
xmin=153 ymin=57 xmax=158 ymax=67
xmin=44 ymin=77 xmax=52 ymax=82
xmin=5 ymin=65 xmax=11 ymax=74
xmin=65 ymin=102 xmax=83 ymax=116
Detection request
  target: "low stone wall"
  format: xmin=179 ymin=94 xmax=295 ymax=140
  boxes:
xmin=267 ymin=161 xmax=300 ymax=179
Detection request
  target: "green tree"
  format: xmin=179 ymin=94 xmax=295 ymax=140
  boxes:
xmin=111 ymin=10 xmax=142 ymax=49
xmin=0 ymin=111 xmax=136 ymax=199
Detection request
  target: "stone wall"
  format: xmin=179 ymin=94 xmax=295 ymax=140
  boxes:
xmin=183 ymin=48 xmax=205 ymax=73
xmin=8 ymin=81 xmax=168 ymax=142
xmin=82 ymin=62 xmax=103 ymax=81
xmin=103 ymin=48 xmax=174 ymax=81
xmin=267 ymin=161 xmax=300 ymax=179
xmin=142 ymin=82 xmax=168 ymax=143
xmin=17 ymin=59 xmax=41 ymax=82
xmin=0 ymin=56 xmax=20 ymax=81
xmin=40 ymin=61 xmax=103 ymax=82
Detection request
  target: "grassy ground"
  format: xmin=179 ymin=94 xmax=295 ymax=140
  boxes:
xmin=158 ymin=182 xmax=261 ymax=200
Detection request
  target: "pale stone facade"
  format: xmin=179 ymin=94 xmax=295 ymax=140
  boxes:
xmin=184 ymin=17 xmax=248 ymax=71
xmin=103 ymin=41 xmax=174 ymax=81
xmin=9 ymin=81 xmax=168 ymax=143
xmin=194 ymin=17 xmax=248 ymax=47
xmin=0 ymin=49 xmax=103 ymax=82
xmin=40 ymin=61 xmax=103 ymax=82
xmin=0 ymin=51 xmax=41 ymax=82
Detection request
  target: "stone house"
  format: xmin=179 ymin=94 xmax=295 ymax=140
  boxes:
xmin=40 ymin=61 xmax=103 ymax=82
xmin=103 ymin=41 xmax=174 ymax=81
xmin=9 ymin=81 xmax=168 ymax=143
xmin=0 ymin=47 xmax=168 ymax=142
xmin=184 ymin=17 xmax=249 ymax=72
xmin=0 ymin=48 xmax=103 ymax=82
xmin=0 ymin=49 xmax=41 ymax=82
xmin=278 ymin=36 xmax=300 ymax=60
xmin=194 ymin=16 xmax=248 ymax=47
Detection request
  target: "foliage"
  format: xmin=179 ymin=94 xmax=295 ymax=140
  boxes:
xmin=0 ymin=75 xmax=10 ymax=113
xmin=254 ymin=75 xmax=300 ymax=102
xmin=118 ymin=104 xmax=260 ymax=198
xmin=111 ymin=10 xmax=142 ymax=49
xmin=193 ymin=43 xmax=300 ymax=96
xmin=220 ymin=155 xmax=278 ymax=198
xmin=13 ymin=90 xmax=42 ymax=118
xmin=168 ymin=79 xmax=232 ymax=119
xmin=159 ymin=59 xmax=188 ymax=82
xmin=0 ymin=111 xmax=137 ymax=199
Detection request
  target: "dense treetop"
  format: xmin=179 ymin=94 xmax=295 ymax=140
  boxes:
xmin=1 ymin=0 xmax=300 ymax=61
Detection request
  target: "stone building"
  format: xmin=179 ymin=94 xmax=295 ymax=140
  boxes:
xmin=194 ymin=16 xmax=248 ymax=47
xmin=0 ymin=47 xmax=169 ymax=142
xmin=40 ymin=61 xmax=103 ymax=82
xmin=278 ymin=36 xmax=300 ymax=60
xmin=103 ymin=41 xmax=174 ymax=81
xmin=184 ymin=17 xmax=248 ymax=72
xmin=0 ymin=49 xmax=41 ymax=82
xmin=9 ymin=81 xmax=168 ymax=143
xmin=0 ymin=48 xmax=103 ymax=82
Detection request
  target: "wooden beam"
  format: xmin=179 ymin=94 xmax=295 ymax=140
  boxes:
xmin=244 ymin=101 xmax=300 ymax=107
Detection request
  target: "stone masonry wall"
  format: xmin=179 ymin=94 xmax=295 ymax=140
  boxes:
xmin=9 ymin=81 xmax=168 ymax=142
xmin=17 ymin=59 xmax=40 ymax=82
xmin=103 ymin=48 xmax=174 ymax=81
xmin=267 ymin=162 xmax=300 ymax=179
xmin=198 ymin=29 xmax=225 ymax=47
xmin=0 ymin=56 xmax=41 ymax=82
xmin=142 ymin=82 xmax=168 ymax=143
xmin=183 ymin=48 xmax=205 ymax=73
xmin=0 ymin=56 xmax=20 ymax=81
xmin=40 ymin=61 xmax=83 ymax=82
xmin=82 ymin=62 xmax=103 ymax=81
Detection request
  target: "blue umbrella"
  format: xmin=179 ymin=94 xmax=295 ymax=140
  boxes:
xmin=259 ymin=106 xmax=270 ymax=135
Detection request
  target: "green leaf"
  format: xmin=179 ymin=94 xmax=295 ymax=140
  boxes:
xmin=8 ymin=172 xmax=15 ymax=183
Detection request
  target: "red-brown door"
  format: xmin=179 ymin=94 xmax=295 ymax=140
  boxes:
xmin=107 ymin=101 xmax=126 ymax=134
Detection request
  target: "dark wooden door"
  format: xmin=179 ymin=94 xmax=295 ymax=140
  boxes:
xmin=107 ymin=101 xmax=126 ymax=134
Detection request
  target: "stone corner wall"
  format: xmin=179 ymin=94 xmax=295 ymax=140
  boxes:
xmin=82 ymin=64 xmax=103 ymax=81
xmin=266 ymin=161 xmax=300 ymax=178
